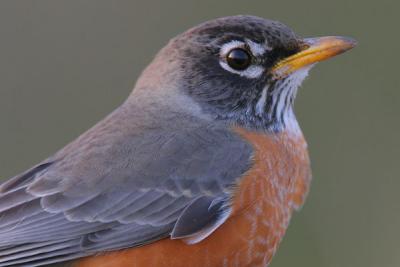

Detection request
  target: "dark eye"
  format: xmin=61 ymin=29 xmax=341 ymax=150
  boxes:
xmin=226 ymin=48 xmax=252 ymax=70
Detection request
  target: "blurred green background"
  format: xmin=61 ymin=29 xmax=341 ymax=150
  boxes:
xmin=0 ymin=1 xmax=398 ymax=267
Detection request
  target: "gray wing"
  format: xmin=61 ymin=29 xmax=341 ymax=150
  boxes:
xmin=0 ymin=106 xmax=252 ymax=266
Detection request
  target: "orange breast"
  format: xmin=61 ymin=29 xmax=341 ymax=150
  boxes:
xmin=75 ymin=127 xmax=311 ymax=267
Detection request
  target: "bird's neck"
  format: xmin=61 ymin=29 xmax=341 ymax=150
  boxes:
xmin=225 ymin=87 xmax=302 ymax=136
xmin=243 ymin=68 xmax=309 ymax=135
xmin=275 ymin=107 xmax=302 ymax=137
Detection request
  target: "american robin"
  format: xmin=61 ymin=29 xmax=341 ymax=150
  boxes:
xmin=0 ymin=15 xmax=355 ymax=267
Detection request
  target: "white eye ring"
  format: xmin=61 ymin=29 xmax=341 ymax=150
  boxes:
xmin=220 ymin=40 xmax=246 ymax=56
xmin=219 ymin=61 xmax=264 ymax=79
xmin=219 ymin=40 xmax=264 ymax=78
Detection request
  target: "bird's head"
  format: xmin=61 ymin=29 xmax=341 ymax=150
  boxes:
xmin=134 ymin=15 xmax=356 ymax=132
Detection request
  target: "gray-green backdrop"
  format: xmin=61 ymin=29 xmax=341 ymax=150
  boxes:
xmin=0 ymin=1 xmax=398 ymax=267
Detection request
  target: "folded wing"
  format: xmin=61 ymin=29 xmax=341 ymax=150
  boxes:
xmin=0 ymin=108 xmax=252 ymax=266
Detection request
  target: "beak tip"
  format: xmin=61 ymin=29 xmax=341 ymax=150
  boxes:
xmin=338 ymin=36 xmax=358 ymax=49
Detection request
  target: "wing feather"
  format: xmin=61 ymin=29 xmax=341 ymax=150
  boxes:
xmin=0 ymin=188 xmax=35 ymax=213
xmin=0 ymin=108 xmax=253 ymax=266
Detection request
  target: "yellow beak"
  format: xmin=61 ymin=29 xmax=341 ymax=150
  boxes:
xmin=271 ymin=36 xmax=357 ymax=79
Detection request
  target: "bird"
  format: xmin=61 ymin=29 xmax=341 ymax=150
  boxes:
xmin=0 ymin=15 xmax=355 ymax=267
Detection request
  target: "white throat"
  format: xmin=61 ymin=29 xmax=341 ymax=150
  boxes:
xmin=264 ymin=67 xmax=311 ymax=136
